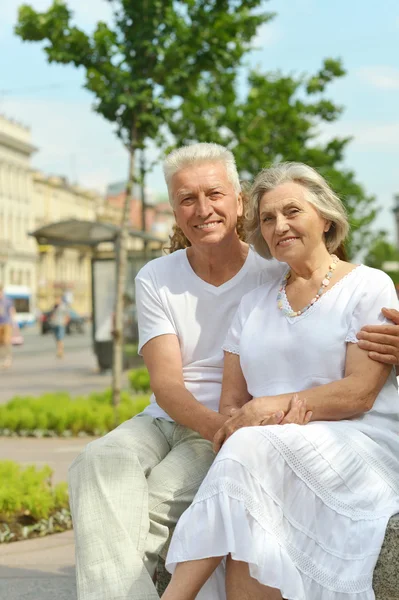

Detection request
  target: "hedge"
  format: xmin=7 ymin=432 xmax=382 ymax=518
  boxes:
xmin=128 ymin=367 xmax=151 ymax=393
xmin=0 ymin=388 xmax=150 ymax=437
xmin=0 ymin=460 xmax=71 ymax=543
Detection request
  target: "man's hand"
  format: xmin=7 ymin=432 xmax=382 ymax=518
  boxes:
xmin=213 ymin=394 xmax=311 ymax=453
xmin=357 ymin=308 xmax=399 ymax=365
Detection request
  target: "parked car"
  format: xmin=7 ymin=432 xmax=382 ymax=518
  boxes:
xmin=40 ymin=308 xmax=86 ymax=335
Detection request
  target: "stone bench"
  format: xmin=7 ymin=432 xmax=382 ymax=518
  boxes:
xmin=156 ymin=514 xmax=399 ymax=598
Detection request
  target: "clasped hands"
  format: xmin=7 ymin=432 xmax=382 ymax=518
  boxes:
xmin=213 ymin=394 xmax=312 ymax=453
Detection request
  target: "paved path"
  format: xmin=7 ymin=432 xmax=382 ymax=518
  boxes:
xmin=0 ymin=530 xmax=76 ymax=600
xmin=1 ymin=436 xmax=95 ymax=599
xmin=0 ymin=328 xmax=139 ymax=404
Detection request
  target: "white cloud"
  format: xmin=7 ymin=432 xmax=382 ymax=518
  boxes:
xmin=252 ymin=22 xmax=282 ymax=49
xmin=319 ymin=120 xmax=399 ymax=150
xmin=357 ymin=66 xmax=399 ymax=90
xmin=0 ymin=94 xmax=167 ymax=195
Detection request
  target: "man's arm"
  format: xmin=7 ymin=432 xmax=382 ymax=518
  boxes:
xmin=219 ymin=352 xmax=251 ymax=416
xmin=357 ymin=308 xmax=399 ymax=373
xmin=142 ymin=334 xmax=227 ymax=442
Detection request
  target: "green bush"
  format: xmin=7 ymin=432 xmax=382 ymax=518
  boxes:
xmin=0 ymin=389 xmax=150 ymax=436
xmin=128 ymin=367 xmax=151 ymax=393
xmin=0 ymin=461 xmax=69 ymax=521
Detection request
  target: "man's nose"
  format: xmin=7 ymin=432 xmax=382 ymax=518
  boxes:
xmin=196 ymin=196 xmax=212 ymax=218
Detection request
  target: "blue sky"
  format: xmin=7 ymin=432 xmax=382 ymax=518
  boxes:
xmin=1 ymin=0 xmax=398 ymax=240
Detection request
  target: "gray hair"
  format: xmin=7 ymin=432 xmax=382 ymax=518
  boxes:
xmin=246 ymin=162 xmax=349 ymax=259
xmin=163 ymin=143 xmax=241 ymax=204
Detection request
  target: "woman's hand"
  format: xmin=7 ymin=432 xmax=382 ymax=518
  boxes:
xmin=280 ymin=394 xmax=312 ymax=425
xmin=213 ymin=394 xmax=312 ymax=452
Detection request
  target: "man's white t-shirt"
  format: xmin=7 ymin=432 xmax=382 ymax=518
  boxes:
xmin=135 ymin=248 xmax=286 ymax=421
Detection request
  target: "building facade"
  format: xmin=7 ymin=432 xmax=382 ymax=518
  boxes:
xmin=0 ymin=113 xmax=103 ymax=318
xmin=32 ymin=172 xmax=101 ymax=315
xmin=0 ymin=115 xmax=37 ymax=293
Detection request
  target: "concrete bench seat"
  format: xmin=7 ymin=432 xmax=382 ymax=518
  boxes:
xmin=156 ymin=514 xmax=399 ymax=598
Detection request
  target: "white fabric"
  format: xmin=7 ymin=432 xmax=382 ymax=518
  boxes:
xmin=166 ymin=265 xmax=399 ymax=599
xmin=135 ymin=248 xmax=286 ymax=420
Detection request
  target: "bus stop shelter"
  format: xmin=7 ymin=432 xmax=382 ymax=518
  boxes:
xmin=30 ymin=218 xmax=165 ymax=370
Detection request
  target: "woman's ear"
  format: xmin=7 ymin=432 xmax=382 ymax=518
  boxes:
xmin=324 ymin=220 xmax=332 ymax=233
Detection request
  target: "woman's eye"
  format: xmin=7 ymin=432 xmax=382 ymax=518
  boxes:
xmin=262 ymin=216 xmax=273 ymax=222
xmin=288 ymin=208 xmax=300 ymax=215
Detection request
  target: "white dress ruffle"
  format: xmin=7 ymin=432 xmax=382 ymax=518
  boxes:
xmin=166 ymin=422 xmax=399 ymax=600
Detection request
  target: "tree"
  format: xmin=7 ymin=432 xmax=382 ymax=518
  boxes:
xmin=364 ymin=231 xmax=399 ymax=284
xmin=168 ymin=58 xmax=377 ymax=258
xmin=15 ymin=0 xmax=273 ymax=409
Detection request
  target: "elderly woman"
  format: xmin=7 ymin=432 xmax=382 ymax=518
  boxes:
xmin=162 ymin=163 xmax=399 ymax=600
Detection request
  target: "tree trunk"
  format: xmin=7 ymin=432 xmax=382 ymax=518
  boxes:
xmin=111 ymin=137 xmax=136 ymax=417
xmin=140 ymin=150 xmax=147 ymax=233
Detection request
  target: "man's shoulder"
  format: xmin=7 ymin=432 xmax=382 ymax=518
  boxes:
xmin=136 ymin=250 xmax=185 ymax=282
xmin=247 ymin=249 xmax=287 ymax=281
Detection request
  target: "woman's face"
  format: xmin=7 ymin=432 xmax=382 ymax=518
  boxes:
xmin=259 ymin=182 xmax=331 ymax=262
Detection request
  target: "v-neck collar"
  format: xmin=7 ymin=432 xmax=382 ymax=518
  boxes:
xmin=280 ymin=264 xmax=363 ymax=324
xmin=182 ymin=248 xmax=253 ymax=295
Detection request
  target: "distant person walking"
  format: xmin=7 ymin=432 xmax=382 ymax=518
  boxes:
xmin=0 ymin=284 xmax=15 ymax=369
xmin=49 ymin=294 xmax=70 ymax=358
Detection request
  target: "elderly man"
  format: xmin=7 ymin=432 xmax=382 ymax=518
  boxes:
xmin=68 ymin=143 xmax=399 ymax=600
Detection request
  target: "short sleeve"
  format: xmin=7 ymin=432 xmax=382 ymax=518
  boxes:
xmin=346 ymin=270 xmax=399 ymax=344
xmin=135 ymin=274 xmax=176 ymax=355
xmin=222 ymin=300 xmax=247 ymax=355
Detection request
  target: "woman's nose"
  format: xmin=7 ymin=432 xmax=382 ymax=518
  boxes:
xmin=275 ymin=215 xmax=289 ymax=233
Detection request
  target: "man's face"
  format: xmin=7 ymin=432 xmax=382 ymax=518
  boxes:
xmin=170 ymin=161 xmax=242 ymax=248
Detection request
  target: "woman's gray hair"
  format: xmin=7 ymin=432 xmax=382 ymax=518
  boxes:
xmin=246 ymin=162 xmax=349 ymax=259
xmin=163 ymin=143 xmax=241 ymax=204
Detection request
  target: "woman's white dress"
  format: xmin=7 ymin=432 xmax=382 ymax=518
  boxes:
xmin=166 ymin=265 xmax=399 ymax=600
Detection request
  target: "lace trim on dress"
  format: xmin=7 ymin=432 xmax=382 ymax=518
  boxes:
xmin=194 ymin=476 xmax=374 ymax=593
xmin=336 ymin=423 xmax=399 ymax=495
xmin=259 ymin=428 xmax=392 ymax=520
xmin=345 ymin=333 xmax=359 ymax=344
xmin=282 ymin=265 xmax=363 ymax=321
xmin=222 ymin=345 xmax=240 ymax=355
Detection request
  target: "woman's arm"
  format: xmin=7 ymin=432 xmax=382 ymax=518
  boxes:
xmin=213 ymin=343 xmax=393 ymax=450
xmin=218 ymin=352 xmax=251 ymax=416
xmin=257 ymin=342 xmax=392 ymax=421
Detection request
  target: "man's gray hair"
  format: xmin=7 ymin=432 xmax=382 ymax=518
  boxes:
xmin=246 ymin=162 xmax=349 ymax=259
xmin=163 ymin=143 xmax=241 ymax=204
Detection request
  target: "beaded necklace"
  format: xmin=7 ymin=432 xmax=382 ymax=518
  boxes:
xmin=277 ymin=254 xmax=339 ymax=318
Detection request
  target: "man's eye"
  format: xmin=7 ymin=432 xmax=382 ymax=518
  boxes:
xmin=262 ymin=216 xmax=273 ymax=222
xmin=288 ymin=208 xmax=300 ymax=215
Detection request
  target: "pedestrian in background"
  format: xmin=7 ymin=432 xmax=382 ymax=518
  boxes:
xmin=0 ymin=283 xmax=15 ymax=369
xmin=49 ymin=294 xmax=70 ymax=358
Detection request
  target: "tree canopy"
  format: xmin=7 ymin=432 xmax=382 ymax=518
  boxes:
xmin=168 ymin=58 xmax=377 ymax=258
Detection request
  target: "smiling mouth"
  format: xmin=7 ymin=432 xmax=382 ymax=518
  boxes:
xmin=195 ymin=222 xmax=221 ymax=230
xmin=277 ymin=237 xmax=299 ymax=246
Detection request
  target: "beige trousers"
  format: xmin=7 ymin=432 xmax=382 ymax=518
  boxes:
xmin=68 ymin=413 xmax=215 ymax=600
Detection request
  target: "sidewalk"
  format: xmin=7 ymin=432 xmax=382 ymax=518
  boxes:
xmin=0 ymin=437 xmax=92 ymax=599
